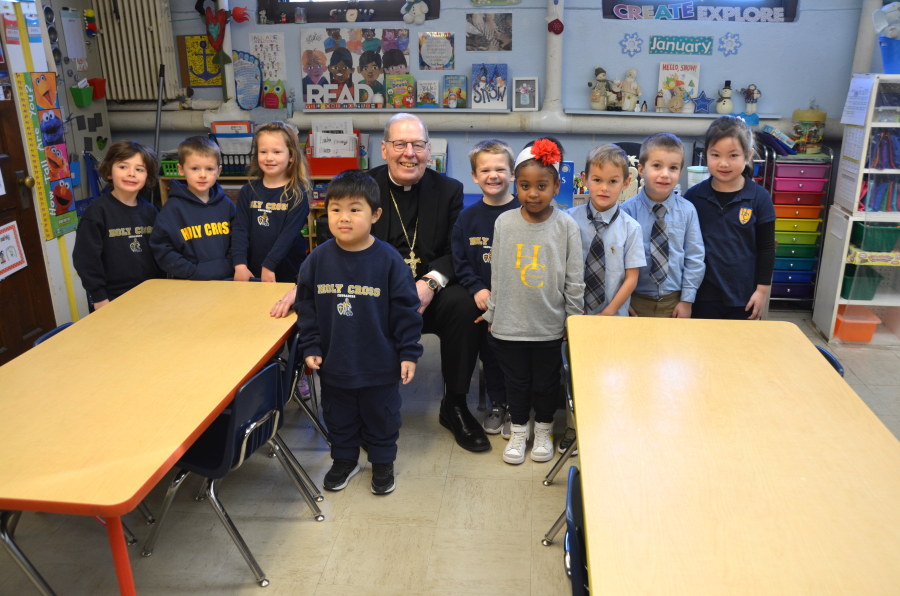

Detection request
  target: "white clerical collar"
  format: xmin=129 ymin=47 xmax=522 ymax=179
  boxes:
xmin=388 ymin=172 xmax=412 ymax=192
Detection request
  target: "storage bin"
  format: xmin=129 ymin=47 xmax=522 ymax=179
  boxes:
xmin=840 ymin=264 xmax=885 ymax=300
xmin=770 ymin=282 xmax=814 ymax=298
xmin=774 ymin=205 xmax=824 ymax=219
xmin=773 ymin=164 xmax=829 ymax=178
xmin=160 ymin=160 xmax=180 ymax=177
xmin=775 ymin=218 xmax=821 ymax=232
xmin=849 ymin=221 xmax=900 ymax=252
xmin=772 ymin=177 xmax=828 ymax=192
xmin=834 ymin=305 xmax=881 ymax=342
xmin=772 ymin=191 xmax=825 ymax=205
xmin=69 ymin=86 xmax=93 ymax=107
xmin=306 ymin=130 xmax=361 ymax=176
xmin=775 ymin=231 xmax=821 ymax=245
xmin=87 ymin=78 xmax=106 ymax=99
xmin=772 ymin=270 xmax=815 ymax=283
xmin=774 ymin=256 xmax=818 ymax=270
xmin=775 ymin=244 xmax=818 ymax=258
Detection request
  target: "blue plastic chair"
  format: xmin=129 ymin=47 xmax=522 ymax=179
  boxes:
xmin=564 ymin=467 xmax=589 ymax=596
xmin=544 ymin=341 xmax=577 ymax=486
xmin=141 ymin=363 xmax=323 ymax=586
xmin=816 ymin=346 xmax=845 ymax=377
xmin=32 ymin=322 xmax=73 ymax=346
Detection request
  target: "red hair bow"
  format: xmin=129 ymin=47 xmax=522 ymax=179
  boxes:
xmin=531 ymin=139 xmax=561 ymax=167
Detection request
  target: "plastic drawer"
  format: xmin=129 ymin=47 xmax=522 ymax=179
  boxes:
xmin=774 ymin=205 xmax=824 ymax=219
xmin=772 ymin=191 xmax=825 ymax=205
xmin=772 ymin=178 xmax=827 ymax=192
xmin=772 ymin=270 xmax=815 ymax=283
xmin=775 ymin=218 xmax=822 ymax=232
xmin=775 ymin=231 xmax=821 ymax=245
xmin=770 ymin=282 xmax=814 ymax=297
xmin=775 ymin=244 xmax=818 ymax=258
xmin=773 ymin=164 xmax=829 ymax=178
xmin=773 ymin=256 xmax=818 ymax=270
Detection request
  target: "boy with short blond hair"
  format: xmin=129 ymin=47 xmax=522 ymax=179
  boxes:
xmin=150 ymin=135 xmax=235 ymax=280
xmin=452 ymin=139 xmax=518 ymax=436
xmin=621 ymin=132 xmax=705 ymax=318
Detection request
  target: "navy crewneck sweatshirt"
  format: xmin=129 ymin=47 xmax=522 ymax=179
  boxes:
xmin=451 ymin=197 xmax=519 ymax=294
xmin=72 ymin=192 xmax=160 ymax=302
xmin=150 ymin=180 xmax=235 ymax=281
xmin=295 ymin=238 xmax=423 ymax=389
xmin=232 ymin=180 xmax=309 ymax=282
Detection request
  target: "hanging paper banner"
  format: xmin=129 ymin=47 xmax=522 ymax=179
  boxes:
xmin=602 ymin=1 xmax=797 ymax=22
xmin=649 ymin=36 xmax=713 ymax=55
xmin=0 ymin=220 xmax=27 ymax=280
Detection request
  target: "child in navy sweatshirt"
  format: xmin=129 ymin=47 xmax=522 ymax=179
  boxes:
xmin=73 ymin=141 xmax=161 ymax=308
xmin=150 ymin=136 xmax=235 ymax=280
xmin=451 ymin=139 xmax=518 ymax=437
xmin=233 ymin=122 xmax=311 ymax=283
xmin=296 ymin=170 xmax=422 ymax=496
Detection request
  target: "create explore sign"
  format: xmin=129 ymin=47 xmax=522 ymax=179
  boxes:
xmin=602 ymin=0 xmax=798 ymax=22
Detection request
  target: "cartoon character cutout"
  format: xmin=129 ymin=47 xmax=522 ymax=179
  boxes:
xmin=40 ymin=109 xmax=65 ymax=146
xmin=262 ymin=79 xmax=286 ymax=108
xmin=51 ymin=178 xmax=73 ymax=215
xmin=46 ymin=144 xmax=70 ymax=181
xmin=31 ymin=73 xmax=58 ymax=110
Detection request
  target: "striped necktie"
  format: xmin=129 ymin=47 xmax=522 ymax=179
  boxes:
xmin=650 ymin=203 xmax=669 ymax=285
xmin=584 ymin=207 xmax=618 ymax=312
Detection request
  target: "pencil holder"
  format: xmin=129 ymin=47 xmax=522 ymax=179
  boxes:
xmin=70 ymin=86 xmax=93 ymax=107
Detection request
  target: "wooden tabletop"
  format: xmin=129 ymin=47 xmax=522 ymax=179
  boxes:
xmin=567 ymin=316 xmax=900 ymax=595
xmin=0 ymin=280 xmax=296 ymax=517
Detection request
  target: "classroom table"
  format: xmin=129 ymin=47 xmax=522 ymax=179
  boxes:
xmin=567 ymin=316 xmax=900 ymax=595
xmin=0 ymin=279 xmax=296 ymax=595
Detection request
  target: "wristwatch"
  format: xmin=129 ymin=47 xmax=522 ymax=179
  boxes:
xmin=423 ymin=277 xmax=441 ymax=293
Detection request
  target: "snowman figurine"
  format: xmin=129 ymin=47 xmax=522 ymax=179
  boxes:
xmin=717 ymin=80 xmax=734 ymax=114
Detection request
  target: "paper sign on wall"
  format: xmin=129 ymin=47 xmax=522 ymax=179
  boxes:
xmin=0 ymin=221 xmax=27 ymax=280
xmin=649 ymin=36 xmax=713 ymax=55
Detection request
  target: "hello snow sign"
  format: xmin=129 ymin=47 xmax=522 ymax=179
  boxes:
xmin=602 ymin=0 xmax=797 ymax=22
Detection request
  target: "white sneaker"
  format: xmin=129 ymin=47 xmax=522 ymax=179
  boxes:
xmin=503 ymin=424 xmax=530 ymax=465
xmin=531 ymin=421 xmax=555 ymax=462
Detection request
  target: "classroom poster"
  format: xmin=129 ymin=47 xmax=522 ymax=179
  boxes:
xmin=465 ymin=13 xmax=512 ymax=51
xmin=232 ymin=50 xmax=262 ymax=110
xmin=177 ymin=35 xmax=223 ymax=88
xmin=0 ymin=221 xmax=27 ymax=280
xmin=250 ymin=32 xmax=287 ymax=84
xmin=418 ymin=32 xmax=454 ymax=70
xmin=301 ymin=27 xmax=409 ymax=109
xmin=657 ymin=61 xmax=700 ymax=113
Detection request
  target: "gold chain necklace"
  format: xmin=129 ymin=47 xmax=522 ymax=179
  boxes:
xmin=389 ymin=189 xmax=420 ymax=277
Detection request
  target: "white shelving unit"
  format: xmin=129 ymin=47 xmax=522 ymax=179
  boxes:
xmin=812 ymin=74 xmax=900 ymax=344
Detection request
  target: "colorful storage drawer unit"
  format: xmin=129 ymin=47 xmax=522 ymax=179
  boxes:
xmin=772 ymin=270 xmax=815 ymax=283
xmin=773 ymin=164 xmax=830 ymax=178
xmin=772 ymin=191 xmax=825 ymax=205
xmin=772 ymin=177 xmax=828 ymax=193
xmin=774 ymin=205 xmax=825 ymax=219
xmin=773 ymin=256 xmax=818 ymax=270
xmin=775 ymin=231 xmax=821 ymax=245
xmin=834 ymin=305 xmax=881 ymax=342
xmin=775 ymin=218 xmax=822 ymax=232
xmin=770 ymin=282 xmax=814 ymax=298
xmin=775 ymin=244 xmax=818 ymax=258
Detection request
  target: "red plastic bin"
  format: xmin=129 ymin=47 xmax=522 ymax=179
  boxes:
xmin=306 ymin=129 xmax=360 ymax=176
xmin=772 ymin=191 xmax=824 ymax=205
xmin=87 ymin=78 xmax=106 ymax=99
xmin=834 ymin=305 xmax=882 ymax=342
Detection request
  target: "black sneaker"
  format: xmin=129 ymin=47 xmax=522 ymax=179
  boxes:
xmin=371 ymin=462 xmax=395 ymax=495
xmin=323 ymin=459 xmax=359 ymax=491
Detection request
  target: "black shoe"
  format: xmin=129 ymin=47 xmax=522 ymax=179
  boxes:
xmin=323 ymin=459 xmax=359 ymax=491
xmin=439 ymin=401 xmax=491 ymax=452
xmin=371 ymin=462 xmax=395 ymax=495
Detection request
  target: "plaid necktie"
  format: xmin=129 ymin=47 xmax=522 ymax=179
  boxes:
xmin=584 ymin=207 xmax=619 ymax=312
xmin=649 ymin=203 xmax=669 ymax=285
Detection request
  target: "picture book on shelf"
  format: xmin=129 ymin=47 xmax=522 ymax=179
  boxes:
xmin=443 ymin=75 xmax=467 ymax=108
xmin=385 ymin=74 xmax=416 ymax=108
xmin=417 ymin=80 xmax=440 ymax=108
xmin=472 ymin=63 xmax=508 ymax=109
xmin=657 ymin=62 xmax=700 ymax=113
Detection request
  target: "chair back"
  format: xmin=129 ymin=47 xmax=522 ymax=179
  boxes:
xmin=565 ymin=466 xmax=589 ymax=596
xmin=284 ymin=330 xmax=303 ymax=410
xmin=561 ymin=341 xmax=574 ymax=414
xmin=816 ymin=346 xmax=844 ymax=377
xmin=33 ymin=322 xmax=73 ymax=347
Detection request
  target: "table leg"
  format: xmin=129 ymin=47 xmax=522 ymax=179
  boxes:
xmin=105 ymin=516 xmax=137 ymax=596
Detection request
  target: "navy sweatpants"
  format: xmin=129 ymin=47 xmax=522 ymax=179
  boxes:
xmin=321 ymin=380 xmax=402 ymax=464
xmin=479 ymin=323 xmax=506 ymax=405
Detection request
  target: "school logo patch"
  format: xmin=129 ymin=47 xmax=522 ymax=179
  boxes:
xmin=739 ymin=207 xmax=752 ymax=225
xmin=336 ymin=298 xmax=353 ymax=317
xmin=258 ymin=213 xmax=270 ymax=227
xmin=129 ymin=238 xmax=142 ymax=253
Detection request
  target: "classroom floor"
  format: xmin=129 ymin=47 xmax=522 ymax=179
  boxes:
xmin=2 ymin=315 xmax=899 ymax=596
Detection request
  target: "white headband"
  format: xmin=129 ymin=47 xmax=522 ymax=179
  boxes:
xmin=515 ymin=146 xmax=560 ymax=171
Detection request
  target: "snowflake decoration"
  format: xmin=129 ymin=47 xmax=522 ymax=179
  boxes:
xmin=620 ymin=33 xmax=643 ymax=57
xmin=718 ymin=32 xmax=741 ymax=57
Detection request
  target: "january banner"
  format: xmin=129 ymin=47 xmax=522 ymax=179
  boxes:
xmin=15 ymin=71 xmax=77 ymax=239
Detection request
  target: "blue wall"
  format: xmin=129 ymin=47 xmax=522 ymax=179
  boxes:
xmin=126 ymin=0 xmax=868 ymax=194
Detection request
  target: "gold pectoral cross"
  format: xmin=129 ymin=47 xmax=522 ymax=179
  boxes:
xmin=405 ymin=250 xmax=421 ymax=277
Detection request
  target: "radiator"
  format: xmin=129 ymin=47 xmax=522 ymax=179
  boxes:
xmin=92 ymin=0 xmax=181 ymax=100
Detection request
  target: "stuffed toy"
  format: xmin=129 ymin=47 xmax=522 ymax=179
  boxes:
xmin=401 ymin=0 xmax=428 ymax=25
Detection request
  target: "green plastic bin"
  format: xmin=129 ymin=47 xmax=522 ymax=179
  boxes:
xmin=775 ymin=244 xmax=818 ymax=258
xmin=840 ymin=264 xmax=884 ymax=300
xmin=850 ymin=221 xmax=900 ymax=252
xmin=160 ymin=160 xmax=180 ymax=177
xmin=69 ymin=86 xmax=93 ymax=107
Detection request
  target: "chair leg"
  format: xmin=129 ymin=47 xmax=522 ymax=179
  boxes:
xmin=306 ymin=372 xmax=321 ymax=421
xmin=268 ymin=439 xmax=326 ymax=521
xmin=206 ymin=479 xmax=269 ymax=587
xmin=121 ymin=521 xmax=138 ymax=546
xmin=195 ymin=478 xmax=209 ymax=501
xmin=543 ymin=438 xmax=577 ymax=487
xmin=273 ymin=433 xmax=324 ymax=502
xmin=142 ymin=469 xmax=190 ymax=556
xmin=294 ymin=376 xmax=331 ymax=446
xmin=0 ymin=511 xmax=58 ymax=596
xmin=542 ymin=510 xmax=567 ymax=546
xmin=137 ymin=500 xmax=156 ymax=525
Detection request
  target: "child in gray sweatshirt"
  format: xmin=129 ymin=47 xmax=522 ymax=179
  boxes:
xmin=482 ymin=138 xmax=584 ymax=465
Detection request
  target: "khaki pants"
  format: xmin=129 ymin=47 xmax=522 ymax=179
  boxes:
xmin=630 ymin=290 xmax=682 ymax=318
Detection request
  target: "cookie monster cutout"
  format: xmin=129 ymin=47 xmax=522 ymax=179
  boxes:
xmin=46 ymin=144 xmax=70 ymax=181
xmin=232 ymin=51 xmax=263 ymax=110
xmin=51 ymin=178 xmax=73 ymax=215
xmin=31 ymin=73 xmax=58 ymax=110
xmin=40 ymin=109 xmax=65 ymax=146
